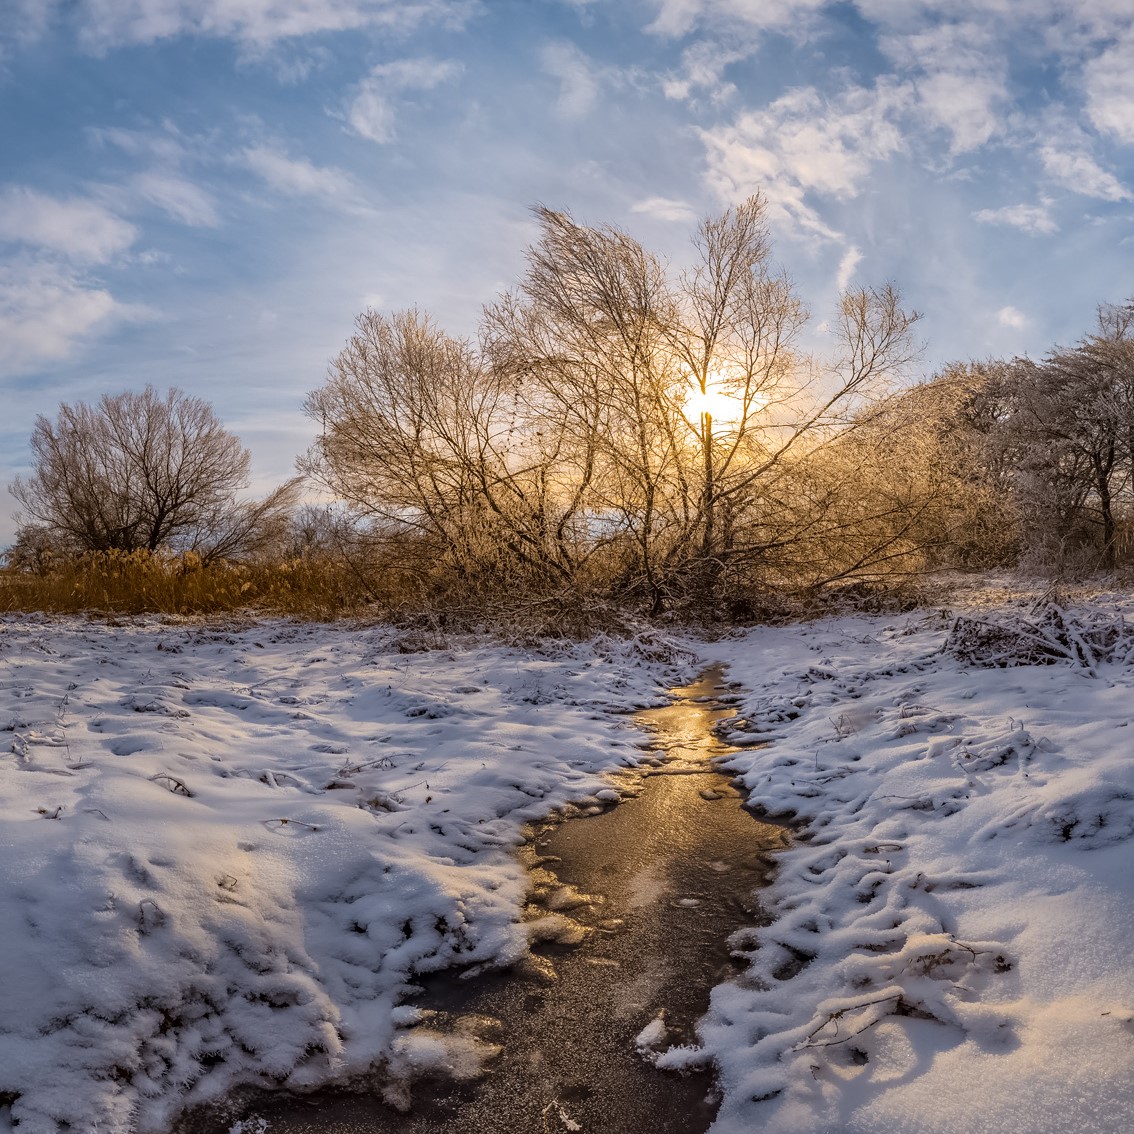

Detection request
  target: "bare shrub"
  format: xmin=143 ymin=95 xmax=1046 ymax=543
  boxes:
xmin=945 ymin=600 xmax=1132 ymax=670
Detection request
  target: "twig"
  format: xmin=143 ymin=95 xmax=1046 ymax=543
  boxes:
xmin=797 ymin=991 xmax=902 ymax=1049
xmin=150 ymin=772 xmax=193 ymax=797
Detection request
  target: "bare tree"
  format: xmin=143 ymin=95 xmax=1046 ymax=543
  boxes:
xmin=484 ymin=206 xmax=690 ymax=606
xmin=302 ymin=310 xmax=588 ymax=590
xmin=999 ymin=305 xmax=1134 ymax=570
xmin=490 ymin=198 xmax=921 ymax=604
xmin=11 ymin=386 xmax=299 ymax=561
xmin=305 ymin=200 xmax=923 ymax=609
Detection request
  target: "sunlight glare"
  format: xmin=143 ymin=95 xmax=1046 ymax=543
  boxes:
xmin=685 ymin=376 xmax=747 ymax=427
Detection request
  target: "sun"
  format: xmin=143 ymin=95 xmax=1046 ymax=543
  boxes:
xmin=684 ymin=375 xmax=746 ymax=428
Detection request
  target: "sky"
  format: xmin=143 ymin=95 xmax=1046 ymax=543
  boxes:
xmin=2 ymin=0 xmax=1134 ymax=547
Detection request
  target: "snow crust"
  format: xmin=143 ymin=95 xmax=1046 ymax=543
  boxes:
xmin=0 ymin=616 xmax=685 ymax=1133
xmin=701 ymin=597 xmax=1134 ymax=1134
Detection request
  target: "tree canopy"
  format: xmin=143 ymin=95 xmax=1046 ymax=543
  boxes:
xmin=303 ymin=197 xmax=923 ymax=608
xmin=11 ymin=386 xmax=299 ymax=563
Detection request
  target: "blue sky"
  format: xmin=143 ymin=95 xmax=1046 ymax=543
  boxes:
xmin=3 ymin=0 xmax=1134 ymax=546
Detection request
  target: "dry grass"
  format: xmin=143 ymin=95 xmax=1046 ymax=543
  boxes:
xmin=0 ymin=547 xmax=941 ymax=629
xmin=0 ymin=551 xmax=382 ymax=619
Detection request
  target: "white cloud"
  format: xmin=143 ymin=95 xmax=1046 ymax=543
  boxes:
xmin=0 ymin=188 xmax=155 ymax=377
xmin=1 ymin=0 xmax=60 ymax=50
xmin=131 ymin=170 xmax=220 ymax=226
xmin=1039 ymin=142 xmax=1131 ymax=202
xmin=630 ymin=196 xmax=698 ymax=223
xmin=661 ymin=39 xmax=749 ymax=102
xmin=90 ymin=124 xmax=188 ymax=163
xmin=67 ymin=0 xmax=475 ymax=49
xmin=0 ymin=187 xmax=136 ymax=263
xmin=645 ymin=0 xmax=827 ymax=41
xmin=541 ymin=41 xmax=600 ymax=119
xmin=835 ymin=244 xmax=863 ymax=292
xmin=997 ymin=304 xmax=1028 ymax=329
xmin=699 ymin=79 xmax=910 ymax=240
xmin=241 ymin=144 xmax=357 ymax=202
xmin=659 ymin=2 xmax=1134 ymax=164
xmin=876 ymin=20 xmax=1008 ymax=153
xmin=973 ymin=201 xmax=1057 ymax=235
xmin=645 ymin=0 xmax=831 ymax=103
xmin=0 ymin=260 xmax=124 ymax=377
xmin=854 ymin=0 xmax=1125 ymax=43
xmin=915 ymin=70 xmax=1004 ymax=153
xmin=90 ymin=127 xmax=224 ymax=228
xmin=346 ymin=57 xmax=461 ymax=144
xmin=1083 ymin=29 xmax=1134 ymax=144
xmin=347 ymin=87 xmax=396 ymax=145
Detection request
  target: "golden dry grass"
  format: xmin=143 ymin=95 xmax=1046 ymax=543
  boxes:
xmin=0 ymin=551 xmax=380 ymax=619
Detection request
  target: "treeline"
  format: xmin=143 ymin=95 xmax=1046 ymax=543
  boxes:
xmin=859 ymin=303 xmax=1134 ymax=576
xmin=4 ymin=195 xmax=1133 ymax=621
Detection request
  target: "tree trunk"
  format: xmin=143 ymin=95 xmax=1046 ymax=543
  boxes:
xmin=1094 ymin=441 xmax=1117 ymax=568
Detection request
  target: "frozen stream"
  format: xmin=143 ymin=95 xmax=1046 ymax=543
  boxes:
xmin=186 ymin=666 xmax=788 ymax=1133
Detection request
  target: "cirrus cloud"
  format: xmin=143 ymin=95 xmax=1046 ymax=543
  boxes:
xmin=346 ymin=56 xmax=461 ymax=144
xmin=240 ymin=144 xmax=359 ymax=204
xmin=37 ymin=0 xmax=477 ymax=50
xmin=699 ymin=79 xmax=910 ymax=240
xmin=130 ymin=171 xmax=221 ymax=227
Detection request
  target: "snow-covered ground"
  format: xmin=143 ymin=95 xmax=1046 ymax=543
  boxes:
xmin=700 ymin=596 xmax=1134 ymax=1134
xmin=0 ymin=617 xmax=687 ymax=1133
xmin=3 ymin=595 xmax=1134 ymax=1134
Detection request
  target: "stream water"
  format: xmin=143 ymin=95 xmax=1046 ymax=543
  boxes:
xmin=185 ymin=666 xmax=787 ymax=1133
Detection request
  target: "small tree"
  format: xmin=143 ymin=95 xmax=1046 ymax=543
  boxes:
xmin=824 ymin=361 xmax=1018 ymax=575
xmin=11 ymin=386 xmax=299 ymax=562
xmin=2 ymin=524 xmax=73 ymax=575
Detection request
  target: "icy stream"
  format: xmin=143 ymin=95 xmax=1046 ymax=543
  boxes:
xmin=187 ymin=666 xmax=788 ymax=1133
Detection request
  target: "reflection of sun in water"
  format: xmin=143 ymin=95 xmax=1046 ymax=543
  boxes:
xmin=685 ymin=376 xmax=748 ymax=427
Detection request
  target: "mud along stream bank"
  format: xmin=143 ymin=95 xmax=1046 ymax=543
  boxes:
xmin=185 ymin=666 xmax=788 ymax=1134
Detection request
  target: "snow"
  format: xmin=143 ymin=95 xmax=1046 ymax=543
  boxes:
xmin=4 ymin=595 xmax=1134 ymax=1133
xmin=0 ymin=616 xmax=687 ymax=1133
xmin=635 ymin=1014 xmax=668 ymax=1060
xmin=699 ymin=597 xmax=1134 ymax=1134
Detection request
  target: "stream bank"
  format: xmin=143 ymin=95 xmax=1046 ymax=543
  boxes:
xmin=184 ymin=666 xmax=788 ymax=1133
